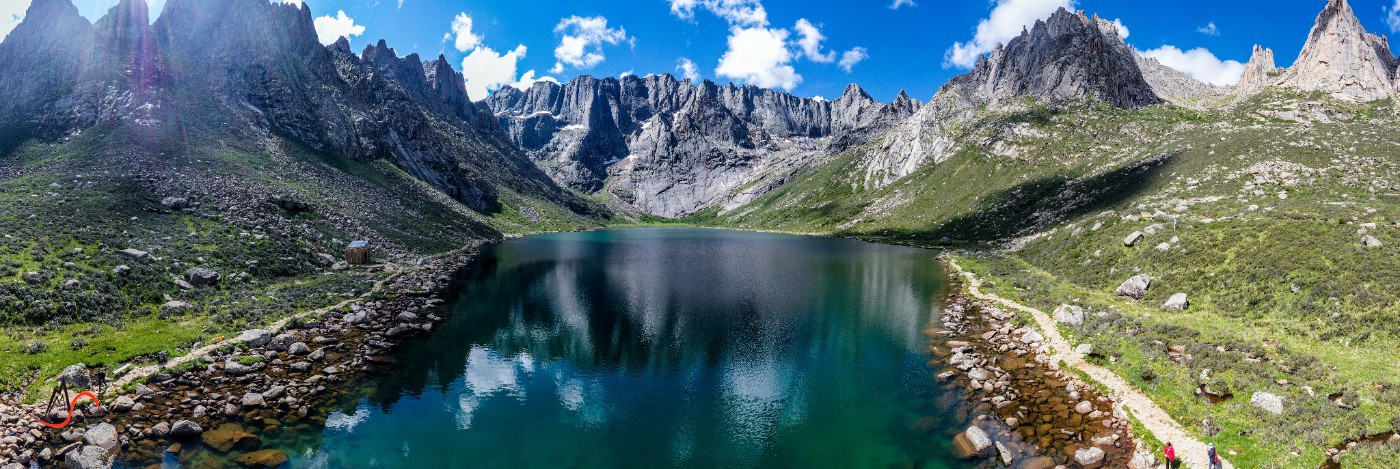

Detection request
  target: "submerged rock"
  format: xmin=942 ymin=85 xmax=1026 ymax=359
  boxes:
xmin=951 ymin=425 xmax=993 ymax=458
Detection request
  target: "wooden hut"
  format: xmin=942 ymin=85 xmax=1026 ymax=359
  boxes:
xmin=344 ymin=240 xmax=372 ymax=265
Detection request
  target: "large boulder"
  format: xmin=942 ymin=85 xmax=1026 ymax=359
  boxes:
xmin=1123 ymin=231 xmax=1145 ymax=247
xmin=170 ymin=420 xmax=203 ymax=437
xmin=1161 ymin=293 xmax=1189 ymax=311
xmin=224 ymin=359 xmax=255 ymax=376
xmin=1250 ymin=391 xmax=1284 ymax=414
xmin=63 ymin=445 xmax=113 ymax=469
xmin=117 ymin=248 xmax=149 ymax=261
xmin=1053 ymin=304 xmax=1085 ymax=325
xmin=59 ymin=364 xmax=92 ymax=389
xmin=1362 ymin=235 xmax=1383 ymax=248
xmin=235 ymin=329 xmax=271 ymax=348
xmin=1074 ymin=446 xmax=1106 ymax=468
xmin=1114 ymin=274 xmax=1152 ymax=300
xmin=187 ymin=267 xmax=221 ymax=286
xmin=951 ymin=425 xmax=993 ymax=458
xmin=111 ymin=396 xmax=135 ymax=412
xmin=82 ymin=423 xmax=118 ymax=451
xmin=266 ymin=334 xmax=294 ymax=352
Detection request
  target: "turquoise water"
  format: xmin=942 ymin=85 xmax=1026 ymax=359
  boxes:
xmin=296 ymin=228 xmax=962 ymax=468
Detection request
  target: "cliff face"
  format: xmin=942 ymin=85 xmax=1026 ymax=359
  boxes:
xmin=1278 ymin=0 xmax=1396 ymax=101
xmin=944 ymin=8 xmax=1161 ymax=110
xmin=485 ymin=75 xmax=921 ymax=217
xmin=0 ymin=0 xmax=596 ymax=218
xmin=1235 ymin=45 xmax=1281 ymax=96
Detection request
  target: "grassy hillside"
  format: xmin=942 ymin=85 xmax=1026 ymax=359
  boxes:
xmin=718 ymin=90 xmax=1400 ymax=467
xmin=0 ymin=122 xmax=602 ymax=396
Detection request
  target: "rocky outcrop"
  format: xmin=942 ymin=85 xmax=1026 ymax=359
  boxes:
xmin=1135 ymin=53 xmax=1223 ymax=105
xmin=854 ymin=8 xmax=1162 ymax=191
xmin=1236 ymin=45 xmax=1281 ymax=95
xmin=944 ymin=9 xmax=1160 ymax=109
xmin=1279 ymin=0 xmax=1397 ymax=101
xmin=484 ymin=74 xmax=920 ymax=217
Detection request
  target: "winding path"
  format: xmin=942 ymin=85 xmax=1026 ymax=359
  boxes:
xmin=946 ymin=257 xmax=1233 ymax=469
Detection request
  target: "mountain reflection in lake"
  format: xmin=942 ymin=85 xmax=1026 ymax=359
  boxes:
xmin=295 ymin=228 xmax=965 ymax=468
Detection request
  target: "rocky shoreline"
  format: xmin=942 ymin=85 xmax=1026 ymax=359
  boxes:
xmin=0 ymin=247 xmax=482 ymax=468
xmin=927 ymin=271 xmax=1155 ymax=468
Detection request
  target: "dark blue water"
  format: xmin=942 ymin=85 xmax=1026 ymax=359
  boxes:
xmin=295 ymin=228 xmax=962 ymax=468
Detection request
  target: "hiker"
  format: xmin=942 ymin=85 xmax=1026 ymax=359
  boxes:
xmin=94 ymin=369 xmax=107 ymax=394
xmin=1207 ymin=442 xmax=1221 ymax=469
xmin=1163 ymin=442 xmax=1177 ymax=468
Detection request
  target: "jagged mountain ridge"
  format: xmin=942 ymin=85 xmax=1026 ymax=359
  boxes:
xmin=1277 ymin=0 xmax=1397 ymax=101
xmin=485 ymin=74 xmax=921 ymax=217
xmin=0 ymin=0 xmax=599 ymax=225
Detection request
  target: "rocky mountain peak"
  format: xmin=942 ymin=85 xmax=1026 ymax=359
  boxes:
xmin=944 ymin=6 xmax=1160 ymax=109
xmin=1236 ymin=45 xmax=1280 ymax=95
xmin=1279 ymin=0 xmax=1396 ymax=101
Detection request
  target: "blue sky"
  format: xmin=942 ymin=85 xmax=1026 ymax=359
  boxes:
xmin=5 ymin=0 xmax=1400 ymax=102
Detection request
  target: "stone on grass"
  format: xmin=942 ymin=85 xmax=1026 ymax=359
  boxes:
xmin=60 ymin=364 xmax=91 ymax=389
xmin=1362 ymin=235 xmax=1382 ymax=248
xmin=1114 ymin=274 xmax=1152 ymax=300
xmin=117 ymin=248 xmax=149 ymax=260
xmin=1123 ymin=231 xmax=1145 ymax=247
xmin=951 ymin=425 xmax=993 ymax=458
xmin=187 ymin=267 xmax=221 ymax=286
xmin=1161 ymin=293 xmax=1189 ymax=311
xmin=1053 ymin=304 xmax=1085 ymax=325
xmin=1250 ymin=391 xmax=1284 ymax=414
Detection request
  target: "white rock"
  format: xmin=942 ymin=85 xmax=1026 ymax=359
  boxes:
xmin=1251 ymin=391 xmax=1284 ymax=414
xmin=1161 ymin=293 xmax=1189 ymax=311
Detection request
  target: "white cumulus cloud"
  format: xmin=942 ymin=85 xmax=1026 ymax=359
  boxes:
xmin=944 ymin=0 xmax=1074 ymax=69
xmin=793 ymin=18 xmax=834 ymax=63
xmin=1388 ymin=1 xmax=1400 ymax=32
xmin=313 ymin=11 xmax=365 ymax=45
xmin=716 ymin=26 xmax=799 ymax=89
xmin=1197 ymin=22 xmax=1218 ymax=36
xmin=676 ymin=57 xmax=701 ymax=81
xmin=550 ymin=15 xmax=631 ymax=74
xmin=509 ymin=70 xmax=558 ymax=91
xmin=449 ymin=12 xmax=481 ymax=52
xmin=890 ymin=0 xmax=916 ymax=9
xmin=669 ymin=0 xmax=768 ymax=28
xmin=461 ymin=44 xmax=528 ymax=100
xmin=838 ymin=47 xmax=868 ymax=72
xmin=1139 ymin=45 xmax=1244 ymax=86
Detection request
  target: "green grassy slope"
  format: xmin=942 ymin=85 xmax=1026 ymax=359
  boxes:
xmin=716 ymin=90 xmax=1400 ymax=467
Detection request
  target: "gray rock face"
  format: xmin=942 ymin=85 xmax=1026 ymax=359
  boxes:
xmin=947 ymin=9 xmax=1160 ymax=109
xmin=1115 ymin=274 xmax=1152 ymax=300
xmin=1135 ymin=54 xmax=1223 ymax=105
xmin=1236 ymin=45 xmax=1281 ymax=96
xmin=484 ymin=75 xmax=919 ymax=217
xmin=1279 ymin=0 xmax=1396 ymax=101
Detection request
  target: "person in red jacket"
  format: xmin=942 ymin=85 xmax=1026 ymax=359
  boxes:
xmin=1163 ymin=442 xmax=1177 ymax=468
xmin=1207 ymin=442 xmax=1222 ymax=469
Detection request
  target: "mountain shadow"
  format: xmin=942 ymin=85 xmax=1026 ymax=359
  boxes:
xmin=861 ymin=154 xmax=1177 ymax=245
